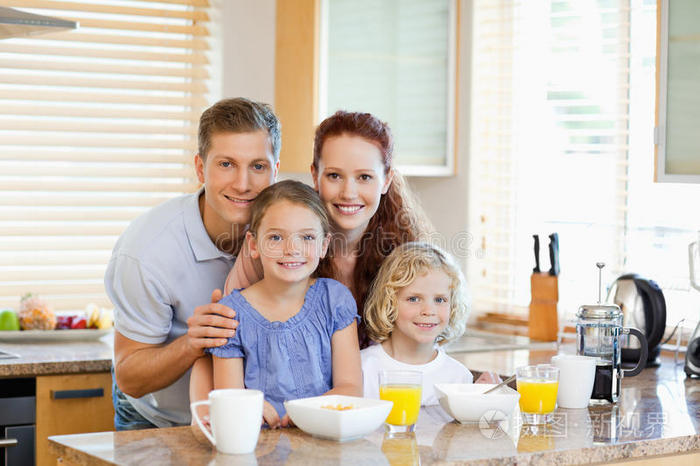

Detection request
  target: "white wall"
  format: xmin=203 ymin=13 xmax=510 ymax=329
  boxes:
xmin=220 ymin=0 xmax=276 ymax=103
xmin=220 ymin=0 xmax=472 ymax=265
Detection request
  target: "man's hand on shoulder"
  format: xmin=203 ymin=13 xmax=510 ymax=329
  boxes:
xmin=185 ymin=289 xmax=238 ymax=357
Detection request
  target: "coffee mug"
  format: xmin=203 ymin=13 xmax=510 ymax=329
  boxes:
xmin=190 ymin=389 xmax=264 ymax=455
xmin=551 ymin=354 xmax=596 ymax=409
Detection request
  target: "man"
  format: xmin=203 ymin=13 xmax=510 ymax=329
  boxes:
xmin=105 ymin=98 xmax=280 ymax=429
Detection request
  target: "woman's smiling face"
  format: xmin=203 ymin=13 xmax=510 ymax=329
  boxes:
xmin=312 ymin=134 xmax=393 ymax=239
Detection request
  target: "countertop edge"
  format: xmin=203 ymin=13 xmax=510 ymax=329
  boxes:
xmin=49 ymin=437 xmax=115 ymax=466
xmin=46 ymin=429 xmax=700 ymax=466
xmin=477 ymin=434 xmax=700 ymax=465
xmin=0 ymin=359 xmax=112 ymax=377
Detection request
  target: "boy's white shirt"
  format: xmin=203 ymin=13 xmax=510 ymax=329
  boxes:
xmin=360 ymin=343 xmax=473 ymax=406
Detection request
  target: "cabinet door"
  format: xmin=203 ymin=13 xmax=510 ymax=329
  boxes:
xmin=36 ymin=372 xmax=114 ymax=466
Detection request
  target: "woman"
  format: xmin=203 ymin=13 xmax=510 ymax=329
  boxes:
xmin=309 ymin=111 xmax=432 ymax=344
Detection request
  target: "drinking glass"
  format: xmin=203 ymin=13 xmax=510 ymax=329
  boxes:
xmin=516 ymin=364 xmax=559 ymax=425
xmin=379 ymin=370 xmax=422 ymax=434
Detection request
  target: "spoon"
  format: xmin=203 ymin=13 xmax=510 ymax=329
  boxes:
xmin=482 ymin=374 xmax=516 ymax=394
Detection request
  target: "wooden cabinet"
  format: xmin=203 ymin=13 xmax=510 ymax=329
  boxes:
xmin=274 ymin=0 xmax=320 ymax=173
xmin=35 ymin=372 xmax=113 ymax=466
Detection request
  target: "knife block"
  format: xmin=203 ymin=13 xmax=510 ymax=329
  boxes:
xmin=529 ymin=273 xmax=559 ymax=341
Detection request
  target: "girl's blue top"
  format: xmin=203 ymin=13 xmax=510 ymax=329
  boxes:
xmin=207 ymin=278 xmax=358 ymax=418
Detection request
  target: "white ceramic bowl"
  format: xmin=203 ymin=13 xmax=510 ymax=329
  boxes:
xmin=284 ymin=395 xmax=393 ymax=442
xmin=434 ymin=383 xmax=520 ymax=424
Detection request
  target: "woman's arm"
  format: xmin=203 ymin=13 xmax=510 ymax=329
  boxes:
xmin=474 ymin=371 xmax=502 ymax=384
xmin=224 ymin=238 xmax=264 ymax=295
xmin=327 ymin=321 xmax=363 ymax=397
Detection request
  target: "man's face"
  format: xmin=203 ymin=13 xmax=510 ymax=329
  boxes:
xmin=195 ymin=130 xmax=278 ymax=240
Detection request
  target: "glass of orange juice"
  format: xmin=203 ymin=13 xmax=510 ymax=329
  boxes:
xmin=379 ymin=370 xmax=422 ymax=434
xmin=516 ymin=364 xmax=559 ymax=425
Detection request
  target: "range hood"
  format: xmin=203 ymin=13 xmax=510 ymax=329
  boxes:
xmin=0 ymin=6 xmax=77 ymax=39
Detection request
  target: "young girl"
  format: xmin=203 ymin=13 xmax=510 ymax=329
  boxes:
xmin=206 ymin=180 xmax=362 ymax=427
xmin=361 ymin=242 xmax=477 ymax=406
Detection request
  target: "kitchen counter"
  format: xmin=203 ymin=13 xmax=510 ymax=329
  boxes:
xmin=48 ymin=348 xmax=700 ymax=465
xmin=0 ymin=335 xmax=113 ymax=377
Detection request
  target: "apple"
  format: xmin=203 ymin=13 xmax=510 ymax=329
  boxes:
xmin=56 ymin=315 xmax=73 ymax=330
xmin=0 ymin=309 xmax=20 ymax=331
xmin=70 ymin=315 xmax=87 ymax=329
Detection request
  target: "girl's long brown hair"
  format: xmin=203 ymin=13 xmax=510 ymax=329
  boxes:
xmin=313 ymin=111 xmax=433 ymax=347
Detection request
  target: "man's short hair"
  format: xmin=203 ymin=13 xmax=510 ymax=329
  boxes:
xmin=198 ymin=97 xmax=281 ymax=161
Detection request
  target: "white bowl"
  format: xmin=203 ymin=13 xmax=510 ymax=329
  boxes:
xmin=284 ymin=395 xmax=393 ymax=442
xmin=434 ymin=383 xmax=520 ymax=424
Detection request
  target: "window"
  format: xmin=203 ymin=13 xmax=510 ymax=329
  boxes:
xmin=468 ymin=0 xmax=699 ymax=330
xmin=320 ymin=0 xmax=458 ymax=175
xmin=0 ymin=0 xmax=211 ymax=312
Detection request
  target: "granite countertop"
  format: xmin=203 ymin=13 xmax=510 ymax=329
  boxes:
xmin=48 ymin=348 xmax=700 ymax=465
xmin=0 ymin=333 xmax=113 ymax=377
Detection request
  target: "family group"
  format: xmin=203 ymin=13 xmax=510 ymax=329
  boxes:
xmin=105 ymin=98 xmax=497 ymax=430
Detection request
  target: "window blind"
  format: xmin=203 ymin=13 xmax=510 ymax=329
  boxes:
xmin=0 ymin=0 xmax=209 ymax=312
xmin=468 ymin=0 xmax=521 ymax=313
xmin=468 ymin=0 xmax=633 ymax=317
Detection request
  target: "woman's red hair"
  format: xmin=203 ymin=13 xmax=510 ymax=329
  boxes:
xmin=313 ymin=111 xmax=433 ymax=348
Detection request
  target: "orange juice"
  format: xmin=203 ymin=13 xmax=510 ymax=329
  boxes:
xmin=379 ymin=384 xmax=422 ymax=425
xmin=517 ymin=380 xmax=559 ymax=414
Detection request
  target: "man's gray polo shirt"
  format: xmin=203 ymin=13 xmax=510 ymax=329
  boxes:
xmin=105 ymin=188 xmax=235 ymax=427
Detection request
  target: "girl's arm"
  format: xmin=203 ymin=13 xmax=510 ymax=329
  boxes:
xmin=280 ymin=321 xmax=362 ymax=428
xmin=189 ymin=357 xmax=214 ymax=424
xmin=189 ymin=354 xmax=242 ymax=426
xmin=212 ymin=355 xmax=244 ymax=389
xmin=327 ymin=321 xmax=363 ymax=397
xmin=190 ymin=246 xmax=263 ymax=422
xmin=213 ymin=356 xmax=281 ymax=428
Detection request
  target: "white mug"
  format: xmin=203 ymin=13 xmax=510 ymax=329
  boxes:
xmin=551 ymin=354 xmax=596 ymax=409
xmin=190 ymin=389 xmax=264 ymax=455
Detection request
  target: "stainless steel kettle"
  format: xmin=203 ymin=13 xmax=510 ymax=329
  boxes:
xmin=607 ymin=274 xmax=667 ymax=367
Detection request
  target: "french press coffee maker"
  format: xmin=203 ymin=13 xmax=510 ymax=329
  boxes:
xmin=576 ymin=263 xmax=648 ymax=403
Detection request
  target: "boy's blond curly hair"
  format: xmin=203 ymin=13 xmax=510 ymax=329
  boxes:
xmin=363 ymin=241 xmax=470 ymax=345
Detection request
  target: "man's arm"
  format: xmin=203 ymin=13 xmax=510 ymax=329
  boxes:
xmin=115 ymin=289 xmax=237 ymax=398
xmin=115 ymin=330 xmax=201 ymax=397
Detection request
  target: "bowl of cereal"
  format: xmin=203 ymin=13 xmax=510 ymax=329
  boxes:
xmin=284 ymin=395 xmax=392 ymax=442
xmin=434 ymin=383 xmax=520 ymax=424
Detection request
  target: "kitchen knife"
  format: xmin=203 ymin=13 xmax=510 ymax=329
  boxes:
xmin=532 ymin=234 xmax=541 ymax=273
xmin=548 ymin=233 xmax=560 ymax=276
